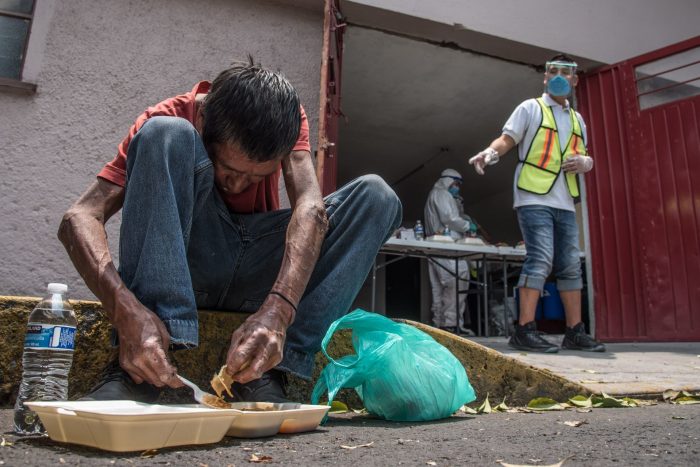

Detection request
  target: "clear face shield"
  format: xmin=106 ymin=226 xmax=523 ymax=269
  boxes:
xmin=544 ymin=60 xmax=578 ymax=99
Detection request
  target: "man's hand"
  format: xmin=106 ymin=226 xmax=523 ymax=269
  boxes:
xmin=562 ymin=154 xmax=593 ymax=174
xmin=113 ymin=296 xmax=182 ymax=388
xmin=224 ymin=293 xmax=292 ymax=384
xmin=468 ymin=147 xmax=500 ymax=175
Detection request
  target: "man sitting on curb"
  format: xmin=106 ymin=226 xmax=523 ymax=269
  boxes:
xmin=58 ymin=59 xmax=402 ymax=402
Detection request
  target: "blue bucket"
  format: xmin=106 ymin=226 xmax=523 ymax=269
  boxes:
xmin=541 ymin=283 xmax=565 ymax=320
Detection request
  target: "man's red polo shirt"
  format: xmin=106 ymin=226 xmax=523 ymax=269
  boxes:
xmin=97 ymin=81 xmax=311 ymax=213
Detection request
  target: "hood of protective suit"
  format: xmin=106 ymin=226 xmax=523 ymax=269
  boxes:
xmin=433 ymin=168 xmax=462 ymax=191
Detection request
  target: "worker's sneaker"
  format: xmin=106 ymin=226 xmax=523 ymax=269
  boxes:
xmin=458 ymin=326 xmax=476 ymax=337
xmin=508 ymin=321 xmax=559 ymax=353
xmin=231 ymin=369 xmax=291 ymax=403
xmin=561 ymin=322 xmax=606 ymax=352
xmin=79 ymin=358 xmax=162 ymax=402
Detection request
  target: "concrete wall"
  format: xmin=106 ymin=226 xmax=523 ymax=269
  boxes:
xmin=345 ymin=0 xmax=700 ymax=65
xmin=0 ymin=0 xmax=322 ymax=299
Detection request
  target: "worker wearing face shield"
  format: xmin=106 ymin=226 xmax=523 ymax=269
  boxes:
xmin=424 ymin=168 xmax=475 ymax=336
xmin=467 ymin=54 xmax=604 ymax=353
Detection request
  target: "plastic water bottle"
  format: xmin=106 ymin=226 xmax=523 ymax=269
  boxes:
xmin=414 ymin=220 xmax=425 ymax=241
xmin=469 ymin=222 xmax=478 ymax=238
xmin=14 ymin=283 xmax=77 ymax=435
xmin=443 ymin=225 xmax=451 ymax=237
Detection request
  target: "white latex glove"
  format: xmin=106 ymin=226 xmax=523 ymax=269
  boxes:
xmin=468 ymin=147 xmax=499 ymax=175
xmin=562 ymin=154 xmax=594 ymax=174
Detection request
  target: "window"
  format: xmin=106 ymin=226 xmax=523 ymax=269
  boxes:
xmin=634 ymin=46 xmax=700 ymax=110
xmin=0 ymin=0 xmax=35 ymax=81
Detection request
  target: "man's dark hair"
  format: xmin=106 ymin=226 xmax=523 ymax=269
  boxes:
xmin=202 ymin=57 xmax=301 ymax=162
xmin=548 ymin=53 xmax=576 ymax=64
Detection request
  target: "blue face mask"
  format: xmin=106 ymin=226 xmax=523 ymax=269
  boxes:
xmin=547 ymin=75 xmax=571 ymax=97
xmin=448 ymin=185 xmax=460 ymax=198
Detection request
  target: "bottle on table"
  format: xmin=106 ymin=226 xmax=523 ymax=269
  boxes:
xmin=414 ymin=220 xmax=425 ymax=241
xmin=14 ymin=283 xmax=77 ymax=435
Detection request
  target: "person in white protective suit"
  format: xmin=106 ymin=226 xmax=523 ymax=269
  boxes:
xmin=424 ymin=168 xmax=475 ymax=335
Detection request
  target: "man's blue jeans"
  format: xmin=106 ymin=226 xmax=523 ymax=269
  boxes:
xmin=118 ymin=116 xmax=402 ymax=379
xmin=516 ymin=205 xmax=583 ymax=292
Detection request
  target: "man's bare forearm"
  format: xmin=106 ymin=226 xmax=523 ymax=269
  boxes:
xmin=489 ymin=134 xmax=516 ymax=156
xmin=57 ymin=179 xmax=132 ymax=322
xmin=271 ymin=199 xmax=328 ymax=322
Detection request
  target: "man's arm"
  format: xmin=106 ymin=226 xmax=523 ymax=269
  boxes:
xmin=468 ymin=134 xmax=516 ymax=175
xmin=58 ymin=178 xmax=182 ymax=388
xmin=225 ymin=150 xmax=328 ymax=383
xmin=487 ymin=134 xmax=516 ymax=157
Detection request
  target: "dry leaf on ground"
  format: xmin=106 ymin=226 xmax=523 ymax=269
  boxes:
xmin=329 ymin=400 xmax=349 ymax=413
xmin=249 ymin=454 xmax=272 ymax=463
xmin=477 ymin=394 xmax=492 ymax=414
xmin=140 ymin=449 xmax=158 ymax=458
xmin=563 ymin=420 xmax=587 ymax=427
xmin=499 ymin=459 xmax=567 ymax=467
xmin=340 ymin=442 xmax=374 ymax=450
xmin=663 ymin=389 xmax=681 ymax=401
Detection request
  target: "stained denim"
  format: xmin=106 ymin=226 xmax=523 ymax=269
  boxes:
xmin=516 ymin=205 xmax=582 ymax=292
xmin=119 ymin=116 xmax=402 ymax=379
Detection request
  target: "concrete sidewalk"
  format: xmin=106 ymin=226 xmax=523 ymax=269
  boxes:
xmin=471 ymin=336 xmax=700 ymax=397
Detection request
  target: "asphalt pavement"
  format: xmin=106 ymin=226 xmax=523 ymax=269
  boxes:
xmin=1 ymin=403 xmax=699 ymax=466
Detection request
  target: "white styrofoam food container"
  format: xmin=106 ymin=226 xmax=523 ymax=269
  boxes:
xmin=226 ymin=402 xmax=330 ymax=438
xmin=25 ymin=401 xmax=239 ymax=452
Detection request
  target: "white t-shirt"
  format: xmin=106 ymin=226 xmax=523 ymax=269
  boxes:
xmin=502 ymin=93 xmax=588 ymax=212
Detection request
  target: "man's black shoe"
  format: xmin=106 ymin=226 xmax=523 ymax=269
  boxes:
xmin=79 ymin=359 xmax=162 ymax=402
xmin=562 ymin=322 xmax=606 ymax=352
xmin=508 ymin=321 xmax=559 ymax=353
xmin=231 ymin=369 xmax=291 ymax=403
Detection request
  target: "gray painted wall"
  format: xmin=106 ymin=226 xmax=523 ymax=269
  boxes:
xmin=0 ymin=0 xmax=322 ymax=299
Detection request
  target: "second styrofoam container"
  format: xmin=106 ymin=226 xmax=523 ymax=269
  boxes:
xmin=226 ymin=402 xmax=330 ymax=438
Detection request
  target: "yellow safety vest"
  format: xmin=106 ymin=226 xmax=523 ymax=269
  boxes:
xmin=517 ymin=98 xmax=588 ymax=197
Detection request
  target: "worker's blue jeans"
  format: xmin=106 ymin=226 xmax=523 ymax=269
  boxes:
xmin=516 ymin=205 xmax=583 ymax=292
xmin=118 ymin=117 xmax=402 ymax=379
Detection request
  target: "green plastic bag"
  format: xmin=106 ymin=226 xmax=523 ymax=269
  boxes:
xmin=311 ymin=309 xmax=476 ymax=421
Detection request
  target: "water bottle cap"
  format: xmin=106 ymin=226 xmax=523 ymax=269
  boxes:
xmin=47 ymin=283 xmax=68 ymax=294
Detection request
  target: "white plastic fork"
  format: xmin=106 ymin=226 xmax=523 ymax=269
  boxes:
xmin=177 ymin=375 xmax=216 ymax=406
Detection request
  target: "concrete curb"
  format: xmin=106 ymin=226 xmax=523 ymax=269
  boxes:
xmin=0 ymin=296 xmax=588 ymax=408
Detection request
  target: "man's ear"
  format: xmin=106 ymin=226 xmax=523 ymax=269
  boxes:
xmin=572 ymin=74 xmax=579 ymax=87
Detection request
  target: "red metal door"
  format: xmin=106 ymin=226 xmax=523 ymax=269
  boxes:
xmin=579 ymin=37 xmax=700 ymax=341
xmin=315 ymin=0 xmax=345 ymax=196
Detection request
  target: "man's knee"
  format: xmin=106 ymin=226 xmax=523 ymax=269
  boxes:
xmin=128 ymin=117 xmax=201 ymax=172
xmin=357 ymin=174 xmax=402 ymax=224
xmin=556 ymin=258 xmax=581 ymax=282
xmin=138 ymin=116 xmax=196 ymax=141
